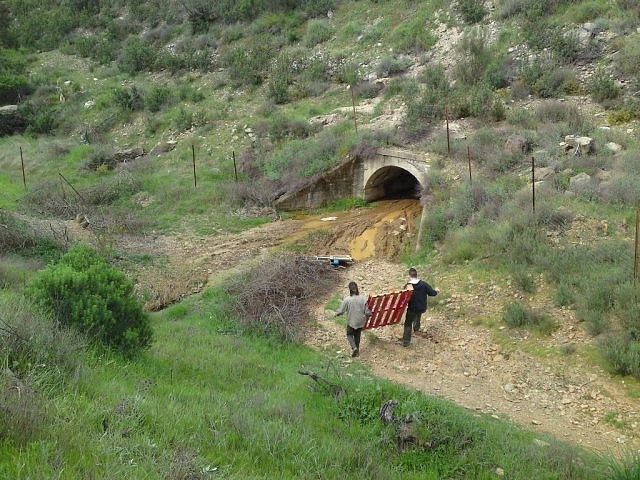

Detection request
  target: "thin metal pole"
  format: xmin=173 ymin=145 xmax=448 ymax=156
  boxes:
xmin=192 ymin=145 xmax=197 ymax=188
xmin=531 ymin=156 xmax=536 ymax=214
xmin=58 ymin=172 xmax=85 ymax=202
xmin=445 ymin=104 xmax=450 ymax=158
xmin=634 ymin=208 xmax=639 ymax=285
xmin=232 ymin=150 xmax=238 ymax=182
xmin=350 ymin=86 xmax=358 ymax=133
xmin=467 ymin=145 xmax=472 ymax=185
xmin=20 ymin=146 xmax=26 ymax=189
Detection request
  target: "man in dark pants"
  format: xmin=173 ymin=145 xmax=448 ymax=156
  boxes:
xmin=335 ymin=281 xmax=371 ymax=357
xmin=403 ymin=267 xmax=439 ymax=347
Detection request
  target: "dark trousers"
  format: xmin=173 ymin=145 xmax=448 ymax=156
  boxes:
xmin=403 ymin=310 xmax=422 ymax=346
xmin=347 ymin=326 xmax=362 ymax=350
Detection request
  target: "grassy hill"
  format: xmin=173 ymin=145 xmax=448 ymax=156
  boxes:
xmin=3 ymin=0 xmax=640 ymax=477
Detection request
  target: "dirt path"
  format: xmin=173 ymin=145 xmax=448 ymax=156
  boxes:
xmin=46 ymin=199 xmax=640 ymax=454
xmin=308 ymin=258 xmax=640 ymax=455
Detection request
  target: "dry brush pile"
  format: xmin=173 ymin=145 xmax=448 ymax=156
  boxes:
xmin=226 ymin=255 xmax=338 ymax=342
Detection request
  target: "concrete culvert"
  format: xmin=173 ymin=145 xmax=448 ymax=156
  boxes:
xmin=364 ymin=166 xmax=421 ymax=202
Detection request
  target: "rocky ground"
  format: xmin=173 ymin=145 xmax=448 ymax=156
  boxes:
xmin=308 ymin=258 xmax=640 ymax=455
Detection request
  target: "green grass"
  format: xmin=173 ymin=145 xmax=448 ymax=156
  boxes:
xmin=0 ymin=285 xmax=614 ymax=479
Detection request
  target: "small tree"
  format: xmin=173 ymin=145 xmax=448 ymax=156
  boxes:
xmin=28 ymin=244 xmax=152 ymax=356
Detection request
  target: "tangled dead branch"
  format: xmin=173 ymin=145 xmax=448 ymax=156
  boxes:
xmin=226 ymin=255 xmax=338 ymax=342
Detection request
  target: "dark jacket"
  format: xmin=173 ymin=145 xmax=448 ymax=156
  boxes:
xmin=406 ymin=280 xmax=438 ymax=313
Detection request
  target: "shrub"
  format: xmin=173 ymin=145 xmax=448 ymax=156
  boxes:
xmin=458 ymin=0 xmax=487 ymax=24
xmin=28 ymin=244 xmax=152 ymax=356
xmin=222 ymin=40 xmax=274 ymax=85
xmin=503 ymin=301 xmax=555 ymax=333
xmin=608 ymin=109 xmax=634 ymax=125
xmin=520 ymin=56 xmax=578 ymax=98
xmin=146 ymin=84 xmax=173 ymax=112
xmin=0 ymin=210 xmax=37 ymax=253
xmin=391 ymin=14 xmax=436 ymax=53
xmin=118 ymin=38 xmax=158 ymax=75
xmin=303 ymin=19 xmax=332 ymax=47
xmin=615 ymin=34 xmax=640 ymax=78
xmin=225 ymin=255 xmax=338 ymax=341
xmin=510 ymin=265 xmax=536 ymax=293
xmin=589 ymin=69 xmax=620 ymax=103
xmin=600 ymin=332 xmax=640 ymax=377
xmin=375 ymin=55 xmax=412 ymax=78
xmin=112 ymin=84 xmax=145 ymax=111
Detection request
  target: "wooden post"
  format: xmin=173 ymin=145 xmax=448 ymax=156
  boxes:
xmin=350 ymin=85 xmax=358 ymax=133
xmin=58 ymin=172 xmax=85 ymax=202
xmin=445 ymin=104 xmax=450 ymax=158
xmin=635 ymin=208 xmax=639 ymax=285
xmin=467 ymin=145 xmax=472 ymax=185
xmin=531 ymin=156 xmax=536 ymax=214
xmin=20 ymin=146 xmax=26 ymax=189
xmin=192 ymin=144 xmax=197 ymax=188
xmin=232 ymin=150 xmax=238 ymax=183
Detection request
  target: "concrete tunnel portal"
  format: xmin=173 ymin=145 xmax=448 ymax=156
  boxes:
xmin=363 ymin=165 xmax=422 ymax=202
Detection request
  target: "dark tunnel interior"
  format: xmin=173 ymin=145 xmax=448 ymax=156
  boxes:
xmin=364 ymin=166 xmax=422 ymax=202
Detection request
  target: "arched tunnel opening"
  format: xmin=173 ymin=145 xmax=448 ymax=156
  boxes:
xmin=364 ymin=166 xmax=422 ymax=202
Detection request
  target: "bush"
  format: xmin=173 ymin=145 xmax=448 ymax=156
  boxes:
xmin=375 ymin=55 xmax=412 ymax=77
xmin=510 ymin=265 xmax=536 ymax=293
xmin=391 ymin=14 xmax=435 ymax=53
xmin=28 ymin=244 xmax=152 ymax=356
xmin=502 ymin=301 xmax=555 ymax=333
xmin=600 ymin=332 xmax=640 ymax=377
xmin=0 ymin=210 xmax=36 ymax=253
xmin=225 ymin=255 xmax=338 ymax=341
xmin=112 ymin=84 xmax=145 ymax=111
xmin=118 ymin=38 xmax=158 ymax=75
xmin=608 ymin=108 xmax=634 ymax=125
xmin=458 ymin=0 xmax=487 ymax=24
xmin=303 ymin=19 xmax=332 ymax=47
xmin=589 ymin=69 xmax=620 ymax=103
xmin=615 ymin=34 xmax=640 ymax=78
xmin=146 ymin=84 xmax=173 ymax=112
xmin=222 ymin=40 xmax=274 ymax=85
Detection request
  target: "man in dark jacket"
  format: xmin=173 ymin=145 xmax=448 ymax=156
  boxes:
xmin=402 ymin=267 xmax=439 ymax=347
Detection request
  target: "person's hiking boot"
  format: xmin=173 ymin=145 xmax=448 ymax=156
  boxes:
xmin=351 ymin=347 xmax=359 ymax=357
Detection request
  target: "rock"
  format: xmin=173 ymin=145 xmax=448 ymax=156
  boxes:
xmin=0 ymin=104 xmax=26 ymax=136
xmin=113 ymin=146 xmax=144 ymax=162
xmin=495 ymin=467 xmax=505 ymax=477
xmin=535 ymin=167 xmax=554 ymax=180
xmin=84 ymin=100 xmax=95 ymax=109
xmin=564 ymin=135 xmax=594 ymax=155
xmin=504 ymin=134 xmax=529 ymax=154
xmin=504 ymin=383 xmax=515 ymax=393
xmin=605 ymin=142 xmax=623 ymax=153
xmin=533 ymin=438 xmax=550 ymax=447
xmin=593 ymin=169 xmax=610 ymax=183
xmin=569 ymin=172 xmax=592 ymax=193
xmin=149 ymin=140 xmax=177 ymax=157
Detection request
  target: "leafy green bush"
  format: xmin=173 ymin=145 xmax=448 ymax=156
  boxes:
xmin=615 ymin=34 xmax=640 ymax=77
xmin=375 ymin=55 xmax=412 ymax=77
xmin=303 ymin=19 xmax=332 ymax=46
xmin=146 ymin=84 xmax=173 ymax=112
xmin=112 ymin=84 xmax=145 ymax=111
xmin=391 ymin=14 xmax=435 ymax=53
xmin=503 ymin=301 xmax=555 ymax=333
xmin=608 ymin=108 xmax=634 ymax=125
xmin=519 ymin=56 xmax=578 ymax=98
xmin=28 ymin=244 xmax=152 ymax=356
xmin=510 ymin=265 xmax=536 ymax=293
xmin=589 ymin=69 xmax=620 ymax=103
xmin=458 ymin=0 xmax=487 ymax=24
xmin=118 ymin=38 xmax=158 ymax=75
xmin=600 ymin=332 xmax=640 ymax=377
xmin=222 ymin=40 xmax=274 ymax=85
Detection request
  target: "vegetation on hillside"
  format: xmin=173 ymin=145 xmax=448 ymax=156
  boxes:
xmin=2 ymin=0 xmax=640 ymax=476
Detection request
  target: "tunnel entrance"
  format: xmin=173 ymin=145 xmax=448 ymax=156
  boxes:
xmin=364 ymin=166 xmax=422 ymax=202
